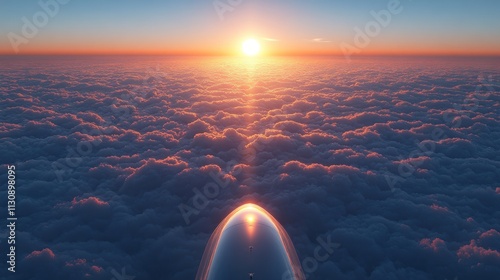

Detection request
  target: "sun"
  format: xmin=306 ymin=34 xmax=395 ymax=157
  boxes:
xmin=242 ymin=39 xmax=260 ymax=56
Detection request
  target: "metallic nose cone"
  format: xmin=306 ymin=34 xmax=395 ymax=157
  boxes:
xmin=196 ymin=203 xmax=305 ymax=280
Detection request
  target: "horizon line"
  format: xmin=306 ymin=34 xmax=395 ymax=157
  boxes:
xmin=1 ymin=53 xmax=500 ymax=58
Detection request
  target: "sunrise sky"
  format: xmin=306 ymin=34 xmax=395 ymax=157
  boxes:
xmin=1 ymin=0 xmax=500 ymax=55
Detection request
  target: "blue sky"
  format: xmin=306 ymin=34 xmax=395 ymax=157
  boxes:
xmin=1 ymin=0 xmax=499 ymax=54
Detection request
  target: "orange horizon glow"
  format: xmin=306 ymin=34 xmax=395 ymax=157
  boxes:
xmin=1 ymin=51 xmax=500 ymax=57
xmin=1 ymin=37 xmax=500 ymax=57
xmin=1 ymin=47 xmax=499 ymax=57
xmin=1 ymin=42 xmax=500 ymax=57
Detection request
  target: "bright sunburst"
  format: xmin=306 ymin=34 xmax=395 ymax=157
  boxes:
xmin=242 ymin=39 xmax=260 ymax=56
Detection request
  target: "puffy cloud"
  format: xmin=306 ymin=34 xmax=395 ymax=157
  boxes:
xmin=420 ymin=238 xmax=447 ymax=253
xmin=70 ymin=196 xmax=109 ymax=209
xmin=1 ymin=56 xmax=499 ymax=279
xmin=458 ymin=240 xmax=500 ymax=264
xmin=26 ymin=248 xmax=56 ymax=260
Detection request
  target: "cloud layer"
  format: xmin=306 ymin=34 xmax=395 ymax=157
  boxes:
xmin=0 ymin=56 xmax=499 ymax=279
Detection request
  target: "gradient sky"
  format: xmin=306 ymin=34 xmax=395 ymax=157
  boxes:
xmin=1 ymin=0 xmax=499 ymax=55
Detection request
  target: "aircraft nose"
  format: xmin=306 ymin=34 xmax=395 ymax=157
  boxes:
xmin=196 ymin=203 xmax=305 ymax=280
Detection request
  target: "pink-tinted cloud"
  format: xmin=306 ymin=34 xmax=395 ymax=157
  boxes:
xmin=70 ymin=197 xmax=109 ymax=209
xmin=2 ymin=56 xmax=499 ymax=280
xmin=26 ymin=248 xmax=56 ymax=260
xmin=420 ymin=238 xmax=447 ymax=253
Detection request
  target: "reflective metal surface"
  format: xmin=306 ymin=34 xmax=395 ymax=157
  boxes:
xmin=196 ymin=204 xmax=305 ymax=280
